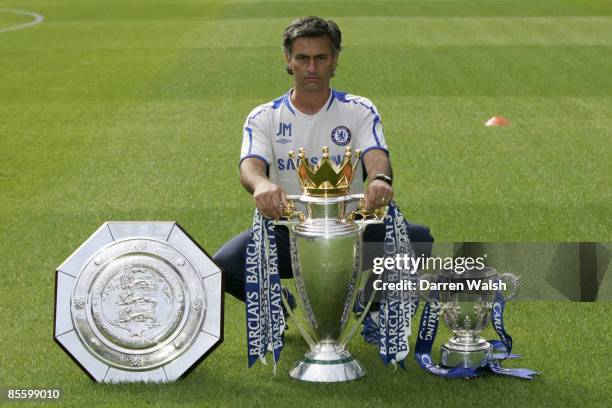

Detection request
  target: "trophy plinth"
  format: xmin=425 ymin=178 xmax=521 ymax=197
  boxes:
xmin=289 ymin=342 xmax=365 ymax=382
xmin=440 ymin=337 xmax=493 ymax=368
xmin=277 ymin=147 xmax=385 ymax=382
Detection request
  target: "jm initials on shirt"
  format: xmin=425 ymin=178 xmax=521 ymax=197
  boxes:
xmin=276 ymin=122 xmax=292 ymax=137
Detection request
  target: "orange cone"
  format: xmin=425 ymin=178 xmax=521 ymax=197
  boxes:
xmin=484 ymin=116 xmax=509 ymax=127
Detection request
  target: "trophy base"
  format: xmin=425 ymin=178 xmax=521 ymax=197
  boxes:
xmin=289 ymin=344 xmax=365 ymax=382
xmin=440 ymin=344 xmax=493 ymax=368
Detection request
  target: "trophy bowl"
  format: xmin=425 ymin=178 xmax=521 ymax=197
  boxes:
xmin=275 ymin=146 xmax=384 ymax=382
xmin=283 ymin=195 xmax=373 ymax=382
xmin=421 ymin=266 xmax=519 ymax=368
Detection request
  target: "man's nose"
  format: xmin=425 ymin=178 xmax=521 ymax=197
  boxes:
xmin=306 ymin=58 xmax=317 ymax=73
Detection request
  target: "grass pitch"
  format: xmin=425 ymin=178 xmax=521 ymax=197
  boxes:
xmin=0 ymin=1 xmax=610 ymax=407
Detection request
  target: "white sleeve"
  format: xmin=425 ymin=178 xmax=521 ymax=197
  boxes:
xmin=353 ymin=98 xmax=388 ymax=157
xmin=239 ymin=106 xmax=272 ymax=166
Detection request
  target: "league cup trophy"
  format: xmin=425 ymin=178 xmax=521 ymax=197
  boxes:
xmin=276 ymin=146 xmax=385 ymax=382
xmin=421 ymin=267 xmax=519 ymax=368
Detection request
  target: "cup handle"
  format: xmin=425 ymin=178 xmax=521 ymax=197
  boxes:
xmin=349 ymin=197 xmax=387 ymax=225
xmin=339 ymin=275 xmax=377 ymax=348
xmin=273 ymin=200 xmax=304 ymax=226
xmin=281 ymin=291 xmax=317 ymax=348
xmin=418 ymin=272 xmax=440 ymax=309
xmin=499 ymin=272 xmax=520 ymax=302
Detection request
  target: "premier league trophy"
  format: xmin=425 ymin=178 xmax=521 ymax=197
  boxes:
xmin=421 ymin=267 xmax=519 ymax=368
xmin=276 ymin=146 xmax=385 ymax=382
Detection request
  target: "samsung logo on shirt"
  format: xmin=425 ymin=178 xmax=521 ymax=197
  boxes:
xmin=277 ymin=154 xmax=345 ymax=171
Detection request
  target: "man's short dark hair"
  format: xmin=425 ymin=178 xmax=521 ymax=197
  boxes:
xmin=282 ymin=16 xmax=342 ymax=75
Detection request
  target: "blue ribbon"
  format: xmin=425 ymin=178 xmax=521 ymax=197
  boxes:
xmin=266 ymin=221 xmax=284 ymax=364
xmin=245 ymin=211 xmax=263 ymax=367
xmin=488 ymin=292 xmax=538 ymax=379
xmin=414 ymin=290 xmax=538 ymax=379
xmin=245 ymin=211 xmax=285 ymax=369
xmin=376 ymin=202 xmax=418 ymax=368
xmin=361 ymin=310 xmax=381 ymax=344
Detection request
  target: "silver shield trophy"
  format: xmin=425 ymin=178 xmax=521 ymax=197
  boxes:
xmin=276 ymin=147 xmax=385 ymax=382
xmin=54 ymin=222 xmax=223 ymax=382
xmin=421 ymin=266 xmax=519 ymax=368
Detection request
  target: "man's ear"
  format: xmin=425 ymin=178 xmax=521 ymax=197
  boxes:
xmin=331 ymin=52 xmax=339 ymax=66
xmin=284 ymin=52 xmax=294 ymax=75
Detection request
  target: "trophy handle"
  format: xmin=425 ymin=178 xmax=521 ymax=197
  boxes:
xmin=281 ymin=291 xmax=317 ymax=348
xmin=499 ymin=272 xmax=520 ymax=302
xmin=348 ymin=195 xmax=387 ymax=224
xmin=274 ymin=200 xmax=305 ymax=226
xmin=338 ymin=269 xmax=377 ymax=348
xmin=418 ymin=272 xmax=441 ymax=309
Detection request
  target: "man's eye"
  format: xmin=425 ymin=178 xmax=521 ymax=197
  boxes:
xmin=317 ymin=56 xmax=327 ymax=60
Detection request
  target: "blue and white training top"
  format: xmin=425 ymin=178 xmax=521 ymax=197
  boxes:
xmin=240 ymin=88 xmax=388 ymax=196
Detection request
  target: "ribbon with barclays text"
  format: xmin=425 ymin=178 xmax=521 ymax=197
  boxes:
xmin=377 ymin=202 xmax=420 ymax=368
xmin=414 ymin=291 xmax=538 ymax=379
xmin=245 ymin=210 xmax=285 ymax=371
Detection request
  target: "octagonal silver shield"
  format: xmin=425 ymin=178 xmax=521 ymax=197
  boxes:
xmin=54 ymin=222 xmax=223 ymax=383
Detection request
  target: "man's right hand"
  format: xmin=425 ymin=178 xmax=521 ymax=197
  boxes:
xmin=253 ymin=180 xmax=288 ymax=219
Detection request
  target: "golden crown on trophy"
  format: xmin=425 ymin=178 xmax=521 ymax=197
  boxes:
xmin=288 ymin=146 xmax=361 ymax=197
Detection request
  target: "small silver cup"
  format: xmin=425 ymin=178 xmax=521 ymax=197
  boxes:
xmin=421 ymin=267 xmax=519 ymax=368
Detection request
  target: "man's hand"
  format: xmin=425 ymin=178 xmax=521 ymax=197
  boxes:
xmin=361 ymin=148 xmax=394 ymax=211
xmin=364 ymin=179 xmax=393 ymax=212
xmin=253 ymin=180 xmax=289 ymax=219
xmin=239 ymin=157 xmax=289 ymax=219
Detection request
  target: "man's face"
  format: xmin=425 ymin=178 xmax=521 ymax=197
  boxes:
xmin=285 ymin=35 xmax=338 ymax=92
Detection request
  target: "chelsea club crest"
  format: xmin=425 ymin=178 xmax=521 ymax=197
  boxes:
xmin=331 ymin=126 xmax=351 ymax=146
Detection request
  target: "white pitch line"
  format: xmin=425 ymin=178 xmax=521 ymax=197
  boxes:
xmin=0 ymin=9 xmax=44 ymax=33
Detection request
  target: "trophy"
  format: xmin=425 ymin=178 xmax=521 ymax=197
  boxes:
xmin=54 ymin=222 xmax=223 ymax=382
xmin=276 ymin=147 xmax=384 ymax=382
xmin=421 ymin=266 xmax=519 ymax=368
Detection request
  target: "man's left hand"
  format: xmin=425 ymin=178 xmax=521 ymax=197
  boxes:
xmin=364 ymin=179 xmax=393 ymax=212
